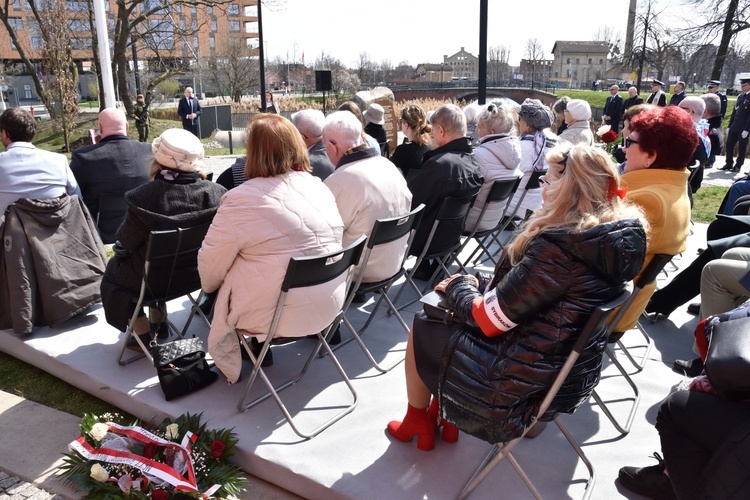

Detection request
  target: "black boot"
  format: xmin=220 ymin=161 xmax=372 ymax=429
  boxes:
xmin=618 ymin=452 xmax=676 ymax=500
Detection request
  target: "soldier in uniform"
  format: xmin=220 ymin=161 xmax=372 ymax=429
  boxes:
xmin=707 ymin=79 xmax=728 ymax=119
xmin=722 ymin=78 xmax=750 ymax=173
xmin=133 ymin=93 xmax=150 ymax=143
xmin=646 ymin=79 xmax=667 ymax=106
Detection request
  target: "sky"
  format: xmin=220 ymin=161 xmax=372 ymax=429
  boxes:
xmin=261 ymin=0 xmax=633 ymax=68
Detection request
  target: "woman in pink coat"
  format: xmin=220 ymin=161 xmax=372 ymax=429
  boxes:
xmin=198 ymin=114 xmax=344 ymax=383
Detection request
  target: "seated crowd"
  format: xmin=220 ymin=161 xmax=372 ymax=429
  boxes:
xmin=3 ymin=87 xmax=750 ymax=498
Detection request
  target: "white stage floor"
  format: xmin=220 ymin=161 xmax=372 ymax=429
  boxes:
xmin=0 ymin=227 xmax=709 ymax=500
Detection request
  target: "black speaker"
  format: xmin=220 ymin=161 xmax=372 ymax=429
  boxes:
xmin=315 ymin=70 xmax=332 ymax=91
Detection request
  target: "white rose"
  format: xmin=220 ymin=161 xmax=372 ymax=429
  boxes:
xmin=88 ymin=423 xmax=108 ymax=442
xmin=165 ymin=423 xmax=180 ymax=441
xmin=90 ymin=463 xmax=109 ymax=482
xmin=595 ymin=124 xmax=611 ymax=137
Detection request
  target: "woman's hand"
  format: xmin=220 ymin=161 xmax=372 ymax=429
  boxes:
xmin=435 ymin=274 xmax=478 ymax=293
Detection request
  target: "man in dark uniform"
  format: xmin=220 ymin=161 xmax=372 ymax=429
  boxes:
xmin=646 ymin=79 xmax=667 ymax=106
xmin=707 ymin=79 xmax=728 ymax=119
xmin=723 ymin=78 xmax=750 ymax=173
xmin=622 ymin=86 xmax=644 ymax=113
xmin=177 ymin=86 xmax=201 ymax=137
xmin=603 ymin=84 xmax=624 ymax=132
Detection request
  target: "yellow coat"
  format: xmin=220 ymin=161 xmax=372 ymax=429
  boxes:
xmin=614 ymin=168 xmax=691 ymax=332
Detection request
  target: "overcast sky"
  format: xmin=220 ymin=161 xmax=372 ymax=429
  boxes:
xmin=261 ymin=0 xmax=634 ymax=67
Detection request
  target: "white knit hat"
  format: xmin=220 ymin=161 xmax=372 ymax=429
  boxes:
xmin=363 ymin=103 xmax=385 ymax=125
xmin=151 ymin=128 xmax=204 ymax=172
xmin=566 ymin=99 xmax=591 ymax=122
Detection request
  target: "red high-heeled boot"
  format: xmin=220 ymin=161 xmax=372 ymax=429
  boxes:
xmin=428 ymin=398 xmax=459 ymax=443
xmin=387 ymin=404 xmax=437 ymax=451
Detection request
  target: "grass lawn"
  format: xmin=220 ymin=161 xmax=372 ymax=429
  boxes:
xmin=693 ymin=185 xmax=728 ymax=223
xmin=0 ymin=351 xmax=134 ymax=420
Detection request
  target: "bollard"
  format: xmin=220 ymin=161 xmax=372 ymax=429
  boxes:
xmin=228 ymin=130 xmax=233 ymax=154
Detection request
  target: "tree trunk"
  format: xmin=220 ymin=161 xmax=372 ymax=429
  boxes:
xmin=712 ymin=0 xmax=739 ymax=80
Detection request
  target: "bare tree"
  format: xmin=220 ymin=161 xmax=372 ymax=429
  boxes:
xmin=626 ymin=0 xmax=674 ymax=89
xmin=680 ymin=0 xmax=750 ymax=79
xmin=206 ymin=35 xmax=260 ymax=102
xmin=488 ymin=45 xmax=511 ymax=84
xmin=314 ymin=51 xmax=359 ymax=96
xmin=593 ymin=26 xmax=623 ymax=60
xmin=32 ymin=0 xmax=78 ymax=151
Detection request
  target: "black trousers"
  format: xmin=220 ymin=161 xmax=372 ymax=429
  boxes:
xmin=724 ymin=130 xmax=750 ymax=169
xmin=648 ymin=217 xmax=750 ymax=314
xmin=656 ymin=390 xmax=750 ymax=499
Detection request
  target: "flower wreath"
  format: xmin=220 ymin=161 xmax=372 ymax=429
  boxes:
xmin=60 ymin=413 xmax=246 ymax=499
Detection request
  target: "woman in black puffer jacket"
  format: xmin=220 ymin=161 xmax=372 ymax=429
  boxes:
xmin=387 ymin=144 xmax=649 ymax=450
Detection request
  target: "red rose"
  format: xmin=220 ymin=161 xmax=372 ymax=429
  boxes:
xmin=151 ymin=489 xmax=169 ymax=500
xmin=602 ymin=130 xmax=619 ymax=143
xmin=210 ymin=439 xmax=226 ymax=459
xmin=143 ymin=443 xmax=158 ymax=459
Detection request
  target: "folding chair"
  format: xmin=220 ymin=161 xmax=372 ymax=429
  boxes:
xmin=458 ymin=177 xmax=523 ymax=270
xmin=117 ymin=222 xmax=213 ymax=366
xmin=95 ymin=192 xmax=129 ymax=244
xmin=390 ymin=191 xmax=478 ymax=312
xmin=458 ymin=288 xmax=631 ymax=500
xmin=236 ymin=236 xmax=367 ymax=440
xmin=590 ymin=253 xmax=674 ymax=436
xmin=483 ymin=170 xmax=546 ymax=262
xmin=335 ymin=205 xmax=425 ymax=373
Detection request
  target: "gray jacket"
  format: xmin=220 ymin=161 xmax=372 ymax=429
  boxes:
xmin=0 ymin=195 xmax=107 ymax=334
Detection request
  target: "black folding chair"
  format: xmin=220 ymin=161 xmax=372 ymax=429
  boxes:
xmin=390 ymin=192 xmax=478 ymax=312
xmin=591 ymin=253 xmax=674 ymax=436
xmin=458 ymin=288 xmax=631 ymax=500
xmin=335 ymin=205 xmax=424 ymax=373
xmin=458 ymin=177 xmax=523 ymax=270
xmin=117 ymin=222 xmax=213 ymax=365
xmin=236 ymin=236 xmax=367 ymax=440
xmin=95 ymin=192 xmax=129 ymax=244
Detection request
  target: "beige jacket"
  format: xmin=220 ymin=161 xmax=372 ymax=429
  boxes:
xmin=198 ymin=172 xmax=344 ymax=383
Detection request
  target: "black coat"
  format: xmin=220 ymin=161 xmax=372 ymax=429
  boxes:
xmin=603 ymin=94 xmax=624 ymax=129
xmin=100 ymin=172 xmax=226 ymax=330
xmin=408 ymin=137 xmax=483 ymax=254
xmin=622 ymin=96 xmax=644 ymax=113
xmin=390 ymin=140 xmax=431 ymax=179
xmin=647 ymin=91 xmax=667 ymax=107
xmin=669 ymin=92 xmax=687 ymax=106
xmin=69 ymin=135 xmax=152 ymax=242
xmin=440 ymin=219 xmax=646 ymax=444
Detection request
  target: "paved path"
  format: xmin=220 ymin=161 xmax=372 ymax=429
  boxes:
xmin=0 ymin=472 xmax=64 ymax=500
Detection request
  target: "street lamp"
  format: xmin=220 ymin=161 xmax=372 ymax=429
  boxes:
xmin=693 ymin=72 xmax=697 ymax=93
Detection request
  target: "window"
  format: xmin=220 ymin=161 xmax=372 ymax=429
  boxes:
xmin=193 ymin=35 xmax=198 ymax=52
xmin=228 ymin=3 xmax=239 ymax=15
xmin=566 ymin=58 xmax=570 ymax=64
xmin=71 ymin=37 xmax=92 ymax=50
xmin=191 ymin=18 xmax=197 ymax=30
xmin=68 ymin=18 xmax=87 ymax=31
xmin=24 ymin=84 xmax=32 ymax=99
xmin=575 ymin=58 xmax=580 ymax=64
xmin=588 ymin=58 xmax=592 ymax=64
xmin=31 ymin=36 xmax=42 ymax=49
xmin=189 ymin=3 xmax=196 ymax=14
xmin=599 ymin=58 xmax=603 ymax=64
xmin=9 ymin=17 xmax=23 ymax=30
xmin=209 ymin=35 xmax=215 ymax=49
xmin=244 ymin=21 xmax=257 ymax=33
xmin=179 ymin=16 xmax=185 ymax=30
xmin=66 ymin=1 xmax=85 ymax=12
xmin=206 ymin=6 xmax=212 ymax=15
xmin=211 ymin=18 xmax=217 ymax=31
xmin=12 ymin=0 xmax=20 ymax=10
xmin=142 ymin=0 xmax=158 ymax=12
xmin=229 ymin=20 xmax=240 ymax=32
xmin=149 ymin=18 xmax=174 ymax=49
xmin=244 ymin=5 xmax=257 ymax=16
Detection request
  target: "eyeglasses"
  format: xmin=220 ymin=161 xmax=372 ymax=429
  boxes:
xmin=539 ymin=175 xmax=550 ymax=186
xmin=559 ymin=150 xmax=570 ymax=174
xmin=624 ymin=136 xmax=640 ymax=148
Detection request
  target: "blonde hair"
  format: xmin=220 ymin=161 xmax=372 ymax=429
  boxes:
xmin=244 ymin=114 xmax=311 ymax=179
xmin=149 ymin=160 xmax=206 ymax=180
xmin=476 ymin=102 xmax=516 ymax=136
xmin=506 ymin=144 xmax=648 ymax=265
xmin=400 ymin=103 xmax=431 ymax=146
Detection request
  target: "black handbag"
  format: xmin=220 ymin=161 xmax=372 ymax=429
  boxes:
xmin=704 ymin=316 xmax=750 ymax=400
xmin=152 ymin=336 xmax=218 ymax=401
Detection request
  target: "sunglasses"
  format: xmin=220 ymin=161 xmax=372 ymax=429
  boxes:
xmin=624 ymin=136 xmax=640 ymax=148
xmin=539 ymin=175 xmax=550 ymax=186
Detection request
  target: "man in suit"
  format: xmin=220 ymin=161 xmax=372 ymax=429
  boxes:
xmin=669 ymin=81 xmax=687 ymax=106
xmin=69 ymin=108 xmax=152 ymax=242
xmin=602 ymin=84 xmax=624 ymax=132
xmin=707 ymin=80 xmax=728 ymax=119
xmin=177 ymin=87 xmax=201 ymax=137
xmin=0 ymin=108 xmax=79 ymax=217
xmin=646 ymin=80 xmax=667 ymax=106
xmin=723 ymin=78 xmax=750 ymax=173
xmin=291 ymin=109 xmax=334 ymax=180
xmin=622 ymin=86 xmax=644 ymax=114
